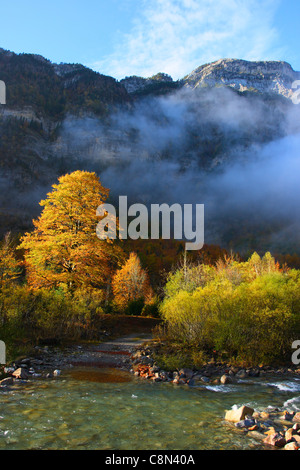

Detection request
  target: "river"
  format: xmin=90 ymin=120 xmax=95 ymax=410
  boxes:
xmin=0 ymin=366 xmax=299 ymax=450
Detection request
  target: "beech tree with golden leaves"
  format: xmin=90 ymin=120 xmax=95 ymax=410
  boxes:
xmin=112 ymin=252 xmax=153 ymax=310
xmin=20 ymin=171 xmax=123 ymax=291
xmin=0 ymin=233 xmax=21 ymax=287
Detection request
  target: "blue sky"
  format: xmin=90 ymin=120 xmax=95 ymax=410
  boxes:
xmin=0 ymin=0 xmax=299 ymax=80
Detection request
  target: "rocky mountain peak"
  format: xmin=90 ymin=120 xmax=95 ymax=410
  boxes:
xmin=183 ymin=58 xmax=300 ymax=99
xmin=120 ymin=73 xmax=175 ymax=94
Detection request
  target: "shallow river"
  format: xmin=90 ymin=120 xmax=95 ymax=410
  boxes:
xmin=0 ymin=368 xmax=299 ymax=450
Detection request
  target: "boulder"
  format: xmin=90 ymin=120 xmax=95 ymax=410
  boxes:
xmin=292 ymin=412 xmax=300 ymax=423
xmin=280 ymin=411 xmax=294 ymax=422
xmin=260 ymin=412 xmax=270 ymax=420
xmin=236 ymin=369 xmax=248 ymax=379
xmin=179 ymin=368 xmax=194 ymax=379
xmin=284 ymin=442 xmax=299 ymax=451
xmin=263 ymin=433 xmax=286 ymax=448
xmin=264 ymin=426 xmax=277 ymax=435
xmin=293 ymin=435 xmax=300 ymax=445
xmin=200 ymin=376 xmax=210 ymax=383
xmin=235 ymin=419 xmax=256 ymax=429
xmin=248 ymin=430 xmax=265 ymax=441
xmin=220 ymin=375 xmax=232 ymax=384
xmin=225 ymin=405 xmax=254 ymax=423
xmin=285 ymin=428 xmax=296 ymax=443
xmin=248 ymin=424 xmax=259 ymax=431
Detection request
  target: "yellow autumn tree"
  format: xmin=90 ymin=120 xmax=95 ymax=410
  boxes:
xmin=112 ymin=252 xmax=153 ymax=311
xmin=0 ymin=233 xmax=21 ymax=287
xmin=20 ymin=171 xmax=123 ymax=292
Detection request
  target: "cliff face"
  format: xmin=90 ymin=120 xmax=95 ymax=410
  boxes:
xmin=183 ymin=59 xmax=300 ymax=99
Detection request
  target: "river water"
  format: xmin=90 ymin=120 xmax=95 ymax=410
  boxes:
xmin=0 ymin=368 xmax=299 ymax=450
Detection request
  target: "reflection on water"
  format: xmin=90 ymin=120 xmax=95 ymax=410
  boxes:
xmin=68 ymin=368 xmax=132 ymax=383
xmin=0 ymin=368 xmax=299 ymax=450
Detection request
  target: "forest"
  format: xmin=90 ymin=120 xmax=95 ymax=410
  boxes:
xmin=0 ymin=169 xmax=299 ymax=367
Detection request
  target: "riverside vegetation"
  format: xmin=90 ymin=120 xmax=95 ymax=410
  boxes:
xmin=0 ymin=170 xmax=299 ymax=371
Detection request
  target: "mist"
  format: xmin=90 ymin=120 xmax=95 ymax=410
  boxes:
xmin=53 ymin=85 xmax=300 ymax=254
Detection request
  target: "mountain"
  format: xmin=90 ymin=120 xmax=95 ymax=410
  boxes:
xmin=183 ymin=58 xmax=300 ymax=98
xmin=121 ymin=58 xmax=300 ymax=99
xmin=0 ymin=49 xmax=299 ymax=256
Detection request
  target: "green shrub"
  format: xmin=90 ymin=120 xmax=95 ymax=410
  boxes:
xmin=160 ymin=253 xmax=300 ymax=365
xmin=125 ymin=298 xmax=145 ymax=316
xmin=141 ymin=300 xmax=160 ymax=318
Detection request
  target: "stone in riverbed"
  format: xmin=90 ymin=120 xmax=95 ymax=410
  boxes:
xmin=236 ymin=369 xmax=248 ymax=379
xmin=151 ymin=376 xmax=161 ymax=382
xmin=280 ymin=411 xmax=294 ymax=422
xmin=292 ymin=435 xmax=300 ymax=444
xmin=263 ymin=433 xmax=286 ymax=448
xmin=292 ymin=412 xmax=300 ymax=423
xmin=220 ymin=375 xmax=233 ymax=384
xmin=263 ymin=426 xmax=277 ymax=435
xmin=285 ymin=428 xmax=297 ymax=443
xmin=284 ymin=442 xmax=299 ymax=450
xmin=235 ymin=419 xmax=257 ymax=429
xmin=260 ymin=412 xmax=270 ymax=420
xmin=179 ymin=368 xmax=194 ymax=379
xmin=225 ymin=405 xmax=254 ymax=423
xmin=248 ymin=424 xmax=259 ymax=431
xmin=200 ymin=376 xmax=210 ymax=383
xmin=248 ymin=430 xmax=265 ymax=441
xmin=274 ymin=418 xmax=294 ymax=427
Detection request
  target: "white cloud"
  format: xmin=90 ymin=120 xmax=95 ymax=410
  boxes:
xmin=91 ymin=0 xmax=283 ymax=80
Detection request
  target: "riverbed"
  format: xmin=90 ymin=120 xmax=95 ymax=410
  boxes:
xmin=0 ymin=367 xmax=299 ymax=450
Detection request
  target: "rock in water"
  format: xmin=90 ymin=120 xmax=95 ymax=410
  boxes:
xmin=220 ymin=375 xmax=232 ymax=384
xmin=225 ymin=405 xmax=254 ymax=423
xmin=263 ymin=433 xmax=286 ymax=448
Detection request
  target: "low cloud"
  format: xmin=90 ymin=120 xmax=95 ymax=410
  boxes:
xmin=57 ymin=85 xmax=300 ymax=253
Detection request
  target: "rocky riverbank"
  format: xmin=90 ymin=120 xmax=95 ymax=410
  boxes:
xmin=0 ymin=334 xmax=152 ymax=387
xmin=130 ymin=341 xmax=300 ymax=384
xmin=129 ymin=341 xmax=300 ymax=450
xmin=224 ymin=405 xmax=300 ymax=450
